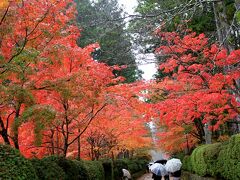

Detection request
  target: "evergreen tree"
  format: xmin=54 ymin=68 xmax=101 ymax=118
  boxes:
xmin=75 ymin=0 xmax=142 ymax=83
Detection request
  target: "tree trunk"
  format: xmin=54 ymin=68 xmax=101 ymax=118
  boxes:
xmin=194 ymin=118 xmax=205 ymax=143
xmin=1 ymin=129 xmax=10 ymax=145
xmin=0 ymin=116 xmax=10 ymax=145
xmin=50 ymin=129 xmax=55 ymax=155
xmin=213 ymin=2 xmax=223 ymax=44
xmin=63 ymin=141 xmax=68 ymax=157
xmin=77 ymin=128 xmax=81 ymax=160
xmin=204 ymin=122 xmax=212 ymax=144
xmin=56 ymin=126 xmax=60 ymax=156
xmin=13 ymin=105 xmax=21 ymax=149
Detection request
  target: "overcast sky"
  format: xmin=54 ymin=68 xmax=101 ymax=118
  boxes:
xmin=118 ymin=0 xmax=137 ymax=15
xmin=117 ymin=0 xmax=157 ymax=80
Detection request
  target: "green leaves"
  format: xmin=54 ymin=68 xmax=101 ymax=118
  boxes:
xmin=20 ymin=105 xmax=56 ymax=145
xmin=76 ymin=0 xmax=141 ymax=83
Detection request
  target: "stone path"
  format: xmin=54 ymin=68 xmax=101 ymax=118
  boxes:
xmin=137 ymin=172 xmax=217 ymax=180
xmin=136 ymin=173 xmax=152 ymax=180
xmin=137 ymin=173 xmax=174 ymax=180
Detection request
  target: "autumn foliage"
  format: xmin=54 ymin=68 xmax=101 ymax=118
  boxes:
xmin=0 ymin=0 xmax=149 ymax=159
xmin=149 ymin=30 xmax=240 ymax=153
xmin=1 ymin=0 xmax=239 ymax=159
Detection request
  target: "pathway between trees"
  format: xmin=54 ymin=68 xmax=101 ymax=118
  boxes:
xmin=136 ymin=173 xmax=152 ymax=180
xmin=137 ymin=172 xmax=217 ymax=180
xmin=137 ymin=173 xmax=175 ymax=180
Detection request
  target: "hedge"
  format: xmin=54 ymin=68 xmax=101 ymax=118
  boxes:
xmin=83 ymin=160 xmax=104 ymax=180
xmin=183 ymin=133 xmax=240 ymax=179
xmin=182 ymin=155 xmax=192 ymax=172
xmin=0 ymin=145 xmax=38 ymax=180
xmin=216 ymin=134 xmax=240 ymax=180
xmin=203 ymin=143 xmax=221 ymax=177
xmin=113 ymin=159 xmax=129 ymax=179
xmin=44 ymin=156 xmax=89 ymax=180
xmin=43 ymin=156 xmax=105 ymax=180
xmin=0 ymin=144 xmax=148 ymax=180
xmin=101 ymin=159 xmax=114 ymax=180
xmin=113 ymin=157 xmax=149 ymax=180
xmin=31 ymin=158 xmax=65 ymax=180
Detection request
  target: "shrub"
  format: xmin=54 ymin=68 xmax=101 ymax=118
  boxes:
xmin=113 ymin=159 xmax=129 ymax=180
xmin=190 ymin=143 xmax=222 ymax=177
xmin=31 ymin=158 xmax=65 ymax=180
xmin=0 ymin=144 xmax=38 ymax=180
xmin=203 ymin=143 xmax=221 ymax=176
xmin=83 ymin=160 xmax=104 ymax=180
xmin=101 ymin=159 xmax=114 ymax=180
xmin=182 ymin=155 xmax=192 ymax=172
xmin=129 ymin=158 xmax=148 ymax=174
xmin=216 ymin=134 xmax=240 ymax=180
xmin=113 ymin=158 xmax=148 ymax=179
xmin=190 ymin=145 xmax=207 ymax=176
xmin=73 ymin=160 xmax=89 ymax=179
xmin=44 ymin=156 xmax=88 ymax=180
xmin=184 ymin=134 xmax=240 ymax=179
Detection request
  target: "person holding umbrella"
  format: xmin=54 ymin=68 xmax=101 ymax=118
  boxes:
xmin=121 ymin=168 xmax=131 ymax=180
xmin=165 ymin=158 xmax=182 ymax=180
xmin=149 ymin=163 xmax=168 ymax=180
xmin=153 ymin=159 xmax=169 ymax=180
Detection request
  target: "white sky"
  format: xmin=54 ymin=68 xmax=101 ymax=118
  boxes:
xmin=117 ymin=0 xmax=157 ymax=80
xmin=118 ymin=0 xmax=137 ymax=15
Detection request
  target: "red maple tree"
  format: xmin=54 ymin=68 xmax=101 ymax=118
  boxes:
xmin=149 ymin=30 xmax=240 ymax=153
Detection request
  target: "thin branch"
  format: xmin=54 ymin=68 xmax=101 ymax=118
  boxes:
xmin=68 ymin=103 xmax=107 ymax=146
xmin=6 ymin=111 xmax=15 ymax=130
xmin=0 ymin=3 xmax=10 ymax=26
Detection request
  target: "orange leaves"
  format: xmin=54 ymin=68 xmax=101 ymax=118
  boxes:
xmin=0 ymin=1 xmax=9 ymax=8
xmin=148 ymin=30 xmax=240 ymax=153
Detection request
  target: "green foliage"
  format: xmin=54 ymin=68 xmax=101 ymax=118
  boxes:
xmin=183 ymin=134 xmax=240 ymax=179
xmin=216 ymin=134 xmax=240 ymax=180
xmin=182 ymin=155 xmax=192 ymax=172
xmin=226 ymin=3 xmax=236 ymax=22
xmin=1 ymin=147 xmax=149 ymax=180
xmin=44 ymin=156 xmax=87 ymax=180
xmin=43 ymin=156 xmax=105 ymax=180
xmin=83 ymin=160 xmax=104 ymax=180
xmin=0 ymin=145 xmax=38 ymax=180
xmin=172 ymin=151 xmax=186 ymax=161
xmin=113 ymin=158 xmax=148 ymax=179
xmin=101 ymin=159 xmax=114 ymax=180
xmin=31 ymin=158 xmax=65 ymax=180
xmin=113 ymin=159 xmax=129 ymax=179
xmin=20 ymin=105 xmax=56 ymax=145
xmin=75 ymin=0 xmax=141 ymax=83
xmin=189 ymin=12 xmax=215 ymax=33
xmin=73 ymin=160 xmax=90 ymax=179
xmin=127 ymin=160 xmax=139 ymax=174
xmin=236 ymin=11 xmax=240 ymax=24
xmin=190 ymin=143 xmax=222 ymax=176
xmin=130 ymin=156 xmax=149 ymax=173
xmin=190 ymin=145 xmax=207 ymax=176
xmin=203 ymin=143 xmax=222 ymax=176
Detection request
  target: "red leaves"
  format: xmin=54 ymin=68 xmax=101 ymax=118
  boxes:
xmin=149 ymin=30 xmax=240 ymax=153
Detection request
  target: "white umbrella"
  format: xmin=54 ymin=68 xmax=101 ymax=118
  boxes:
xmin=122 ymin=169 xmax=131 ymax=179
xmin=165 ymin=158 xmax=182 ymax=173
xmin=149 ymin=163 xmax=168 ymax=176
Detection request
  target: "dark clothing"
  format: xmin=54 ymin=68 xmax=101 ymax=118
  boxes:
xmin=152 ymin=173 xmax=162 ymax=180
xmin=152 ymin=173 xmax=169 ymax=180
xmin=164 ymin=175 xmax=170 ymax=180
xmin=154 ymin=159 xmax=167 ymax=165
xmin=146 ymin=164 xmax=149 ymax=173
xmin=171 ymin=170 xmax=181 ymax=177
